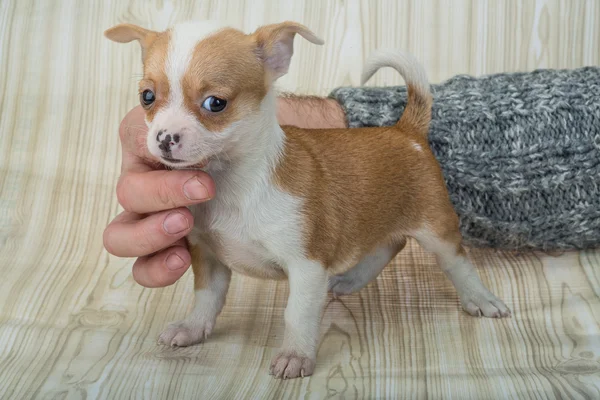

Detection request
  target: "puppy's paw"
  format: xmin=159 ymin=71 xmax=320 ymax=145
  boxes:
xmin=269 ymin=351 xmax=315 ymax=379
xmin=158 ymin=318 xmax=214 ymax=347
xmin=460 ymin=291 xmax=511 ymax=319
xmin=328 ymin=274 xmax=361 ymax=297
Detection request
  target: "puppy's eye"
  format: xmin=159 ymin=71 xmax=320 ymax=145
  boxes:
xmin=201 ymin=96 xmax=227 ymax=112
xmin=140 ymin=90 xmax=155 ymax=107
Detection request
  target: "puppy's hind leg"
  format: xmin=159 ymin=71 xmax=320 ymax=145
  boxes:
xmin=328 ymin=238 xmax=406 ymax=296
xmin=412 ymin=220 xmax=510 ymax=318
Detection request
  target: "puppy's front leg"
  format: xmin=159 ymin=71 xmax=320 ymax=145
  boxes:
xmin=158 ymin=243 xmax=231 ymax=347
xmin=271 ymin=261 xmax=328 ymax=379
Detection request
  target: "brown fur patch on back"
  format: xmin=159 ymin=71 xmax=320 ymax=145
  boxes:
xmin=274 ymin=125 xmax=456 ymax=270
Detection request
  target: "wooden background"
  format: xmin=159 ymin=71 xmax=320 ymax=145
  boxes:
xmin=1 ymin=0 xmax=599 ymax=398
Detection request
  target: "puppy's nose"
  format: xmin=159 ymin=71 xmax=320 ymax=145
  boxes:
xmin=157 ymin=130 xmax=180 ymax=152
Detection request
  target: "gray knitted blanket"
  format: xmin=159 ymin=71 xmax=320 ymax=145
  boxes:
xmin=330 ymin=67 xmax=600 ymax=251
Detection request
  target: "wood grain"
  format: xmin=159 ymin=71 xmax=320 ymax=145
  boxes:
xmin=0 ymin=0 xmax=599 ymax=398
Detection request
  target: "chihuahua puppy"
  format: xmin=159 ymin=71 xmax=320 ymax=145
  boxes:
xmin=105 ymin=20 xmax=510 ymax=379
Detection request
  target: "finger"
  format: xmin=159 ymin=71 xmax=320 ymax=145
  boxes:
xmin=116 ymin=170 xmax=215 ymax=214
xmin=103 ymin=208 xmax=194 ymax=257
xmin=132 ymin=241 xmax=192 ymax=288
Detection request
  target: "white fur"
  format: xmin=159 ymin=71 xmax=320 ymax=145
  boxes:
xmin=282 ymin=260 xmax=328 ymax=358
xmin=361 ymin=48 xmax=430 ymax=95
xmin=158 ymin=253 xmax=231 ymax=347
xmin=166 ymin=21 xmax=225 ymax=108
xmin=411 ymin=227 xmax=510 ymax=318
xmin=189 ymin=90 xmax=307 ymax=276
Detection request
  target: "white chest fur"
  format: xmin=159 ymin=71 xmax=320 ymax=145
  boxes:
xmin=188 ymin=164 xmax=305 ymax=280
xmin=182 ymin=90 xmax=308 ymax=279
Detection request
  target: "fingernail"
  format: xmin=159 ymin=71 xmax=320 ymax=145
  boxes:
xmin=183 ymin=176 xmax=210 ymax=200
xmin=166 ymin=253 xmax=186 ymax=270
xmin=163 ymin=212 xmax=189 ymax=234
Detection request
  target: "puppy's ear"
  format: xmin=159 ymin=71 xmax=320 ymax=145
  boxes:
xmin=252 ymin=21 xmax=324 ymax=81
xmin=104 ymin=23 xmax=159 ymax=60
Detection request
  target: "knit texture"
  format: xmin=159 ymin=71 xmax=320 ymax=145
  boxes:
xmin=329 ymin=67 xmax=600 ymax=250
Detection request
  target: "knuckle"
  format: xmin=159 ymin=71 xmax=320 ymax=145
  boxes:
xmin=135 ymin=223 xmax=161 ymax=256
xmin=156 ymin=179 xmax=176 ymax=208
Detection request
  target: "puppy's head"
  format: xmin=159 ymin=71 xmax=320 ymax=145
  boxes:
xmin=105 ymin=21 xmax=323 ymax=168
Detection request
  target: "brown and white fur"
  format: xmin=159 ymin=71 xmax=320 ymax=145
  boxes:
xmin=105 ymin=20 xmax=510 ymax=380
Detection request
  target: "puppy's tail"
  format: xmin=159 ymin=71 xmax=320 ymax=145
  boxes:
xmin=361 ymin=49 xmax=432 ymax=138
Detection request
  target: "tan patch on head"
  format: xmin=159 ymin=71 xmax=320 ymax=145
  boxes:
xmin=105 ymin=23 xmax=173 ymax=123
xmin=181 ymin=28 xmax=267 ymax=132
xmin=139 ymin=31 xmax=171 ymax=122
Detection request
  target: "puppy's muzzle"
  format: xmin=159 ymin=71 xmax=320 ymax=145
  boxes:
xmin=156 ymin=129 xmax=181 ymax=154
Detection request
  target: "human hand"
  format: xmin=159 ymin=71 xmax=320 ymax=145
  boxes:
xmin=103 ymin=106 xmax=215 ymax=288
xmin=277 ymin=94 xmax=347 ymax=129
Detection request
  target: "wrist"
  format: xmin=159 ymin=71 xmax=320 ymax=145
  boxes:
xmin=277 ymin=94 xmax=347 ymax=129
